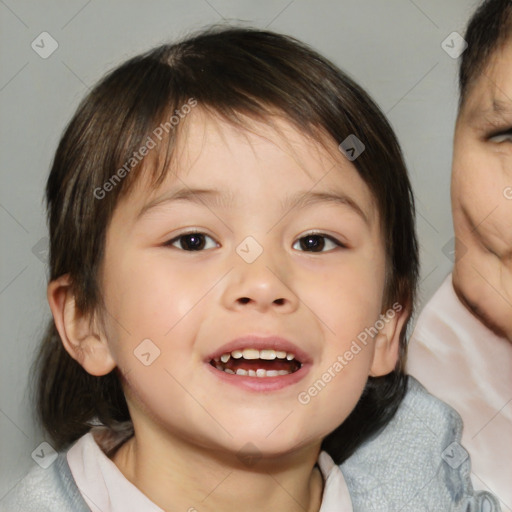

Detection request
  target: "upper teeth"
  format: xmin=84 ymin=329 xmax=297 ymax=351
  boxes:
xmin=217 ymin=349 xmax=295 ymax=363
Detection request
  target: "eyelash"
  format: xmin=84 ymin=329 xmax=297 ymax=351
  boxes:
xmin=487 ymin=128 xmax=512 ymax=143
xmin=165 ymin=231 xmax=346 ymax=253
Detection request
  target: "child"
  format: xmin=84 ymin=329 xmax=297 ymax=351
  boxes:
xmin=0 ymin=26 xmax=499 ymax=511
xmin=408 ymin=0 xmax=512 ymax=507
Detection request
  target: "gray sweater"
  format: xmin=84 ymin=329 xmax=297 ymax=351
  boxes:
xmin=0 ymin=377 xmax=502 ymax=511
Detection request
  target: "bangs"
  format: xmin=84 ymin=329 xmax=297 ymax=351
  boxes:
xmin=116 ymin=102 xmax=331 ymax=203
xmin=459 ymin=0 xmax=512 ymax=106
xmin=100 ymin=30 xmax=342 ymax=203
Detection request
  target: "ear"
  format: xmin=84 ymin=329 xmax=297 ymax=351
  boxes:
xmin=369 ymin=303 xmax=409 ymax=377
xmin=47 ymin=274 xmax=116 ymax=376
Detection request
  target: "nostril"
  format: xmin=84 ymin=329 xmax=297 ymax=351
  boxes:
xmin=236 ymin=297 xmax=286 ymax=305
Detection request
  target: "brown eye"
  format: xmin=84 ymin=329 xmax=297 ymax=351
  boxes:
xmin=292 ymin=234 xmax=342 ymax=252
xmin=167 ymin=232 xmax=217 ymax=251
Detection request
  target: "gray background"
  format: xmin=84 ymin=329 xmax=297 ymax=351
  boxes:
xmin=0 ymin=0 xmax=478 ymax=497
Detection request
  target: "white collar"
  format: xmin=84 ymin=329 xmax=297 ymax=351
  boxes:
xmin=67 ymin=432 xmax=353 ymax=511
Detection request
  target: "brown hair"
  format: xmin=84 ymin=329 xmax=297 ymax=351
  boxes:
xmin=459 ymin=0 xmax=512 ymax=108
xmin=32 ymin=25 xmax=419 ymax=463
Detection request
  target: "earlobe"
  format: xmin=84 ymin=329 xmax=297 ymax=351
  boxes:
xmin=47 ymin=274 xmax=116 ymax=376
xmin=369 ymin=305 xmax=409 ymax=377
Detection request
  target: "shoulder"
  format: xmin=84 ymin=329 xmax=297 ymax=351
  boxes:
xmin=340 ymin=376 xmax=502 ymax=511
xmin=0 ymin=452 xmax=90 ymax=512
xmin=410 ymin=273 xmax=460 ymax=340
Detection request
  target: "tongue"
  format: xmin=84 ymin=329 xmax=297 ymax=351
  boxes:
xmin=225 ymin=358 xmax=295 ymax=372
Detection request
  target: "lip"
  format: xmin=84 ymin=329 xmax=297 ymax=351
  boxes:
xmin=205 ymin=361 xmax=311 ymax=392
xmin=205 ymin=335 xmax=312 ymax=392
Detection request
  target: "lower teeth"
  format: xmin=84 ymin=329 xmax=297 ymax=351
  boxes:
xmin=216 ymin=366 xmax=291 ymax=377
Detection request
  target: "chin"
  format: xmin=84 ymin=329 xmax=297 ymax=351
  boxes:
xmin=220 ymin=425 xmax=321 ymax=459
xmin=453 ymin=270 xmax=512 ymax=342
xmin=470 ymin=306 xmax=512 ymax=342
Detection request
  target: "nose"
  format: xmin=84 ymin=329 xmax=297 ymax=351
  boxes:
xmin=221 ymin=248 xmax=299 ymax=314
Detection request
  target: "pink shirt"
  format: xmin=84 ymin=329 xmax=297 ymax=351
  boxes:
xmin=67 ymin=432 xmax=353 ymax=512
xmin=408 ymin=273 xmax=512 ymax=510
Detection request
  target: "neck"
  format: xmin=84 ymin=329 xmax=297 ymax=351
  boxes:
xmin=108 ymin=427 xmax=324 ymax=512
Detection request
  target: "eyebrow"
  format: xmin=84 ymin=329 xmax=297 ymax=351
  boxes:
xmin=137 ymin=187 xmax=369 ymax=224
xmin=283 ymin=190 xmax=369 ymax=224
xmin=470 ymin=99 xmax=512 ymax=123
xmin=136 ymin=188 xmax=235 ymax=219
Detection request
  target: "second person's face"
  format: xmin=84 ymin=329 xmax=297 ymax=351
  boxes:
xmin=451 ymin=40 xmax=512 ymax=340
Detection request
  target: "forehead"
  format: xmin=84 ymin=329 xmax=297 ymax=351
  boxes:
xmin=171 ymin=109 xmax=338 ymax=179
xmin=462 ymin=40 xmax=512 ymax=124
xmin=123 ymin=109 xmax=378 ymax=223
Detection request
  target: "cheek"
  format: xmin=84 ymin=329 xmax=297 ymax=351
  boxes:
xmin=306 ymin=254 xmax=385 ymax=324
xmin=297 ymin=343 xmax=373 ymax=439
xmin=453 ymin=145 xmax=505 ymax=206
xmin=297 ymin=252 xmax=385 ymax=410
xmin=120 ymin=360 xmax=227 ymax=447
xmin=106 ymin=253 xmax=212 ymax=329
xmin=296 ymin=252 xmax=385 ymax=373
xmin=453 ymin=151 xmax=512 ymax=243
xmin=101 ymin=252 xmax=218 ymax=372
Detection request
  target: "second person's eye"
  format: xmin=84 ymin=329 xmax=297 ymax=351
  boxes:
xmin=488 ymin=129 xmax=512 ymax=143
xmin=167 ymin=232 xmax=218 ymax=251
xmin=292 ymin=234 xmax=343 ymax=252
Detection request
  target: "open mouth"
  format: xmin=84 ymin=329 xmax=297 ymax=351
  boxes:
xmin=210 ymin=348 xmax=302 ymax=378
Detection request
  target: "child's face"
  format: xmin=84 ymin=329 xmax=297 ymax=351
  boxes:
xmin=95 ymin=111 xmax=401 ymax=457
xmin=451 ymin=40 xmax=512 ymax=340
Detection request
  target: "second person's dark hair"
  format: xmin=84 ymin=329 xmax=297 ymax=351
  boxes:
xmin=459 ymin=0 xmax=512 ymax=107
